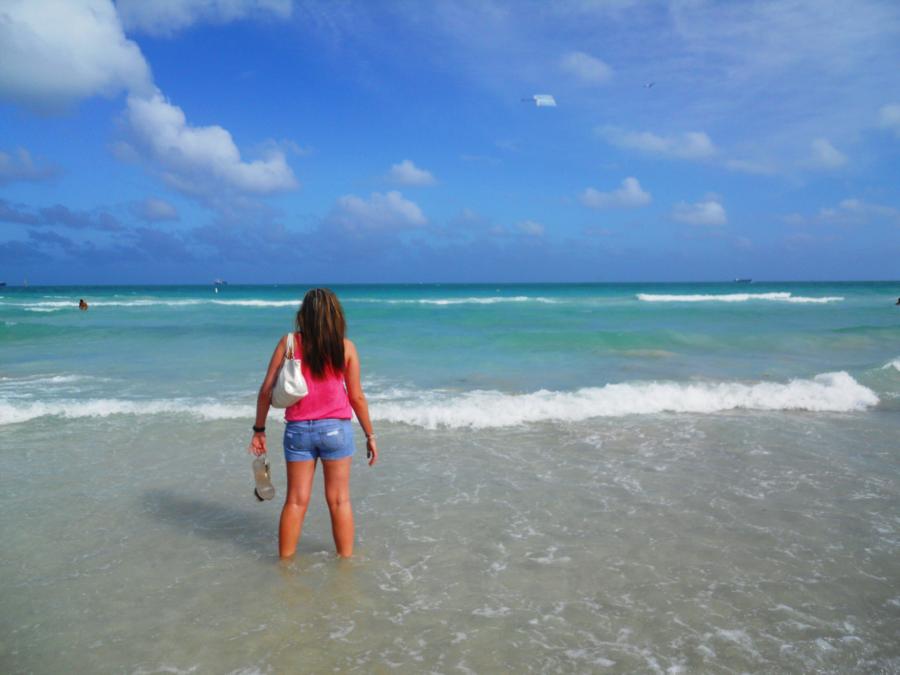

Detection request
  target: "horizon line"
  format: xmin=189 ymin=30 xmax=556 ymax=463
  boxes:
xmin=3 ymin=279 xmax=899 ymax=289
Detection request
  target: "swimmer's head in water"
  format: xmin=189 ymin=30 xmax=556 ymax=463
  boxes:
xmin=295 ymin=288 xmax=346 ymax=377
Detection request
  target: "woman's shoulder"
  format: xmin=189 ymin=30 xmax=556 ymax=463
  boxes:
xmin=344 ymin=338 xmax=358 ymax=363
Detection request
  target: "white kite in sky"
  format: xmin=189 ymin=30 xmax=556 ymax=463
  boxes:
xmin=522 ymin=94 xmax=557 ymax=107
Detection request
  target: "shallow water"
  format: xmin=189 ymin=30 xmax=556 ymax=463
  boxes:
xmin=2 ymin=282 xmax=899 ymax=672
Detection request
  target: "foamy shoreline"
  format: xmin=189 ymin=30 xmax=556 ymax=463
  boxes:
xmin=0 ymin=369 xmax=886 ymax=427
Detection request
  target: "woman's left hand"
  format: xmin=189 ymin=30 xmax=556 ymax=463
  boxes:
xmin=366 ymin=437 xmax=378 ymax=466
xmin=249 ymin=432 xmax=268 ymax=456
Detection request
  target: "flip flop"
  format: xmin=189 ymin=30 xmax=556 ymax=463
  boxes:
xmin=252 ymin=454 xmax=276 ymax=501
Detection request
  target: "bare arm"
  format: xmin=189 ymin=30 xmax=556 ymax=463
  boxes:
xmin=249 ymin=337 xmax=287 ymax=456
xmin=344 ymin=339 xmax=378 ymax=466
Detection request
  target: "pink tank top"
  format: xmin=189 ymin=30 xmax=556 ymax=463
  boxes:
xmin=284 ymin=333 xmax=353 ymax=421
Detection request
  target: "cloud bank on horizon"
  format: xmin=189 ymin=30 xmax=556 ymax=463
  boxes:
xmin=0 ymin=0 xmax=898 ymax=283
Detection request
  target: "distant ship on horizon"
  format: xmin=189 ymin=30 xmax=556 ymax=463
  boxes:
xmin=734 ymin=278 xmax=752 ymax=283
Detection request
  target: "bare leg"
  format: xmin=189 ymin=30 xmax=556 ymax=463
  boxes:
xmin=279 ymin=459 xmax=317 ymax=560
xmin=322 ymin=457 xmax=354 ymax=557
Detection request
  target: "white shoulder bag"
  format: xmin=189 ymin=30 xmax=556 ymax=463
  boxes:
xmin=271 ymin=333 xmax=308 ymax=408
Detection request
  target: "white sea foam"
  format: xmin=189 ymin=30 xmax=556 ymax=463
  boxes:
xmin=4 ymin=296 xmax=558 ymax=310
xmin=0 ymin=374 xmax=111 ymax=402
xmin=371 ymin=371 xmax=878 ymax=429
xmin=353 ymin=296 xmax=559 ymax=305
xmin=210 ymin=299 xmax=301 ymax=307
xmin=18 ymin=300 xmax=79 ymax=308
xmin=6 ymin=298 xmax=302 ymax=310
xmin=881 ymin=358 xmax=900 ymax=372
xmin=636 ymin=292 xmax=844 ymax=304
xmin=0 ymin=374 xmax=95 ymax=386
xmin=11 ymin=299 xmax=206 ymax=310
xmin=45 ymin=375 xmax=93 ymax=384
xmin=0 ymin=372 xmax=879 ymax=427
xmin=92 ymin=299 xmax=205 ymax=307
xmin=0 ymin=398 xmax=249 ymax=425
xmin=782 ymin=295 xmax=844 ymax=303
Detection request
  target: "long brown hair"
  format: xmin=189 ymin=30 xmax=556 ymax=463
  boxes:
xmin=295 ymin=288 xmax=346 ymax=377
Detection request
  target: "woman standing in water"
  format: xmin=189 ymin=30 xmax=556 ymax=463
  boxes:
xmin=250 ymin=288 xmax=378 ymax=559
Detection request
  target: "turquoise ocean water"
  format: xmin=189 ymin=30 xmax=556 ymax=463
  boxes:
xmin=2 ymin=282 xmax=899 ymax=671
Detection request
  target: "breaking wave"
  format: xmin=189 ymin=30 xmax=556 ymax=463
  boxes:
xmin=10 ymin=299 xmax=204 ymax=311
xmin=210 ymin=299 xmax=301 ymax=307
xmin=0 ymin=374 xmax=99 ymax=386
xmin=6 ymin=298 xmax=304 ymax=311
xmin=0 ymin=372 xmax=880 ymax=428
xmin=636 ymin=292 xmax=844 ymax=304
xmin=4 ymin=296 xmax=558 ymax=312
xmin=0 ymin=398 xmax=248 ymax=426
xmin=371 ymin=372 xmax=878 ymax=429
xmin=352 ymin=296 xmax=559 ymax=305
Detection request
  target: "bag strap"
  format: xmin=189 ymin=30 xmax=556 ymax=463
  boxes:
xmin=284 ymin=332 xmax=294 ymax=360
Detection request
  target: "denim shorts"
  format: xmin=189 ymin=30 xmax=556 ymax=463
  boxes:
xmin=283 ymin=419 xmax=355 ymax=462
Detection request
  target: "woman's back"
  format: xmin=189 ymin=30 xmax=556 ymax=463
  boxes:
xmin=284 ymin=333 xmax=352 ymax=421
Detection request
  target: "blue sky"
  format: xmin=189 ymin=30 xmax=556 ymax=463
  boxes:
xmin=1 ymin=0 xmax=899 ymax=284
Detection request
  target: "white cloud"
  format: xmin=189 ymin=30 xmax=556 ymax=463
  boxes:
xmin=796 ymin=197 xmax=900 ymax=226
xmin=581 ymin=177 xmax=651 ymax=209
xmin=133 ymin=197 xmax=180 ymax=223
xmin=0 ymin=0 xmax=152 ymax=111
xmin=0 ymin=148 xmax=59 ymax=185
xmin=808 ymin=138 xmax=847 ymax=169
xmin=116 ymin=0 xmax=292 ymax=37
xmin=600 ymin=127 xmax=716 ymax=159
xmin=0 ymin=1 xmax=298 ymax=208
xmin=125 ymin=91 xmax=297 ymax=195
xmin=516 ymin=220 xmax=545 ymax=236
xmin=386 ymin=159 xmax=436 ymax=186
xmin=878 ymin=103 xmax=900 ymax=138
xmin=330 ymin=191 xmax=426 ymax=232
xmin=837 ymin=198 xmax=900 ymax=220
xmin=673 ymin=199 xmax=727 ymax=226
xmin=560 ymin=51 xmax=612 ymax=84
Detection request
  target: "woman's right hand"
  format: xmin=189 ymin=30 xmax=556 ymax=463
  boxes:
xmin=249 ymin=432 xmax=268 ymax=456
xmin=366 ymin=437 xmax=378 ymax=466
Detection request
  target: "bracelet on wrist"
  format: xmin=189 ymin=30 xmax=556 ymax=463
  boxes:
xmin=366 ymin=432 xmax=376 ymax=440
xmin=253 ymin=425 xmax=266 ymax=433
